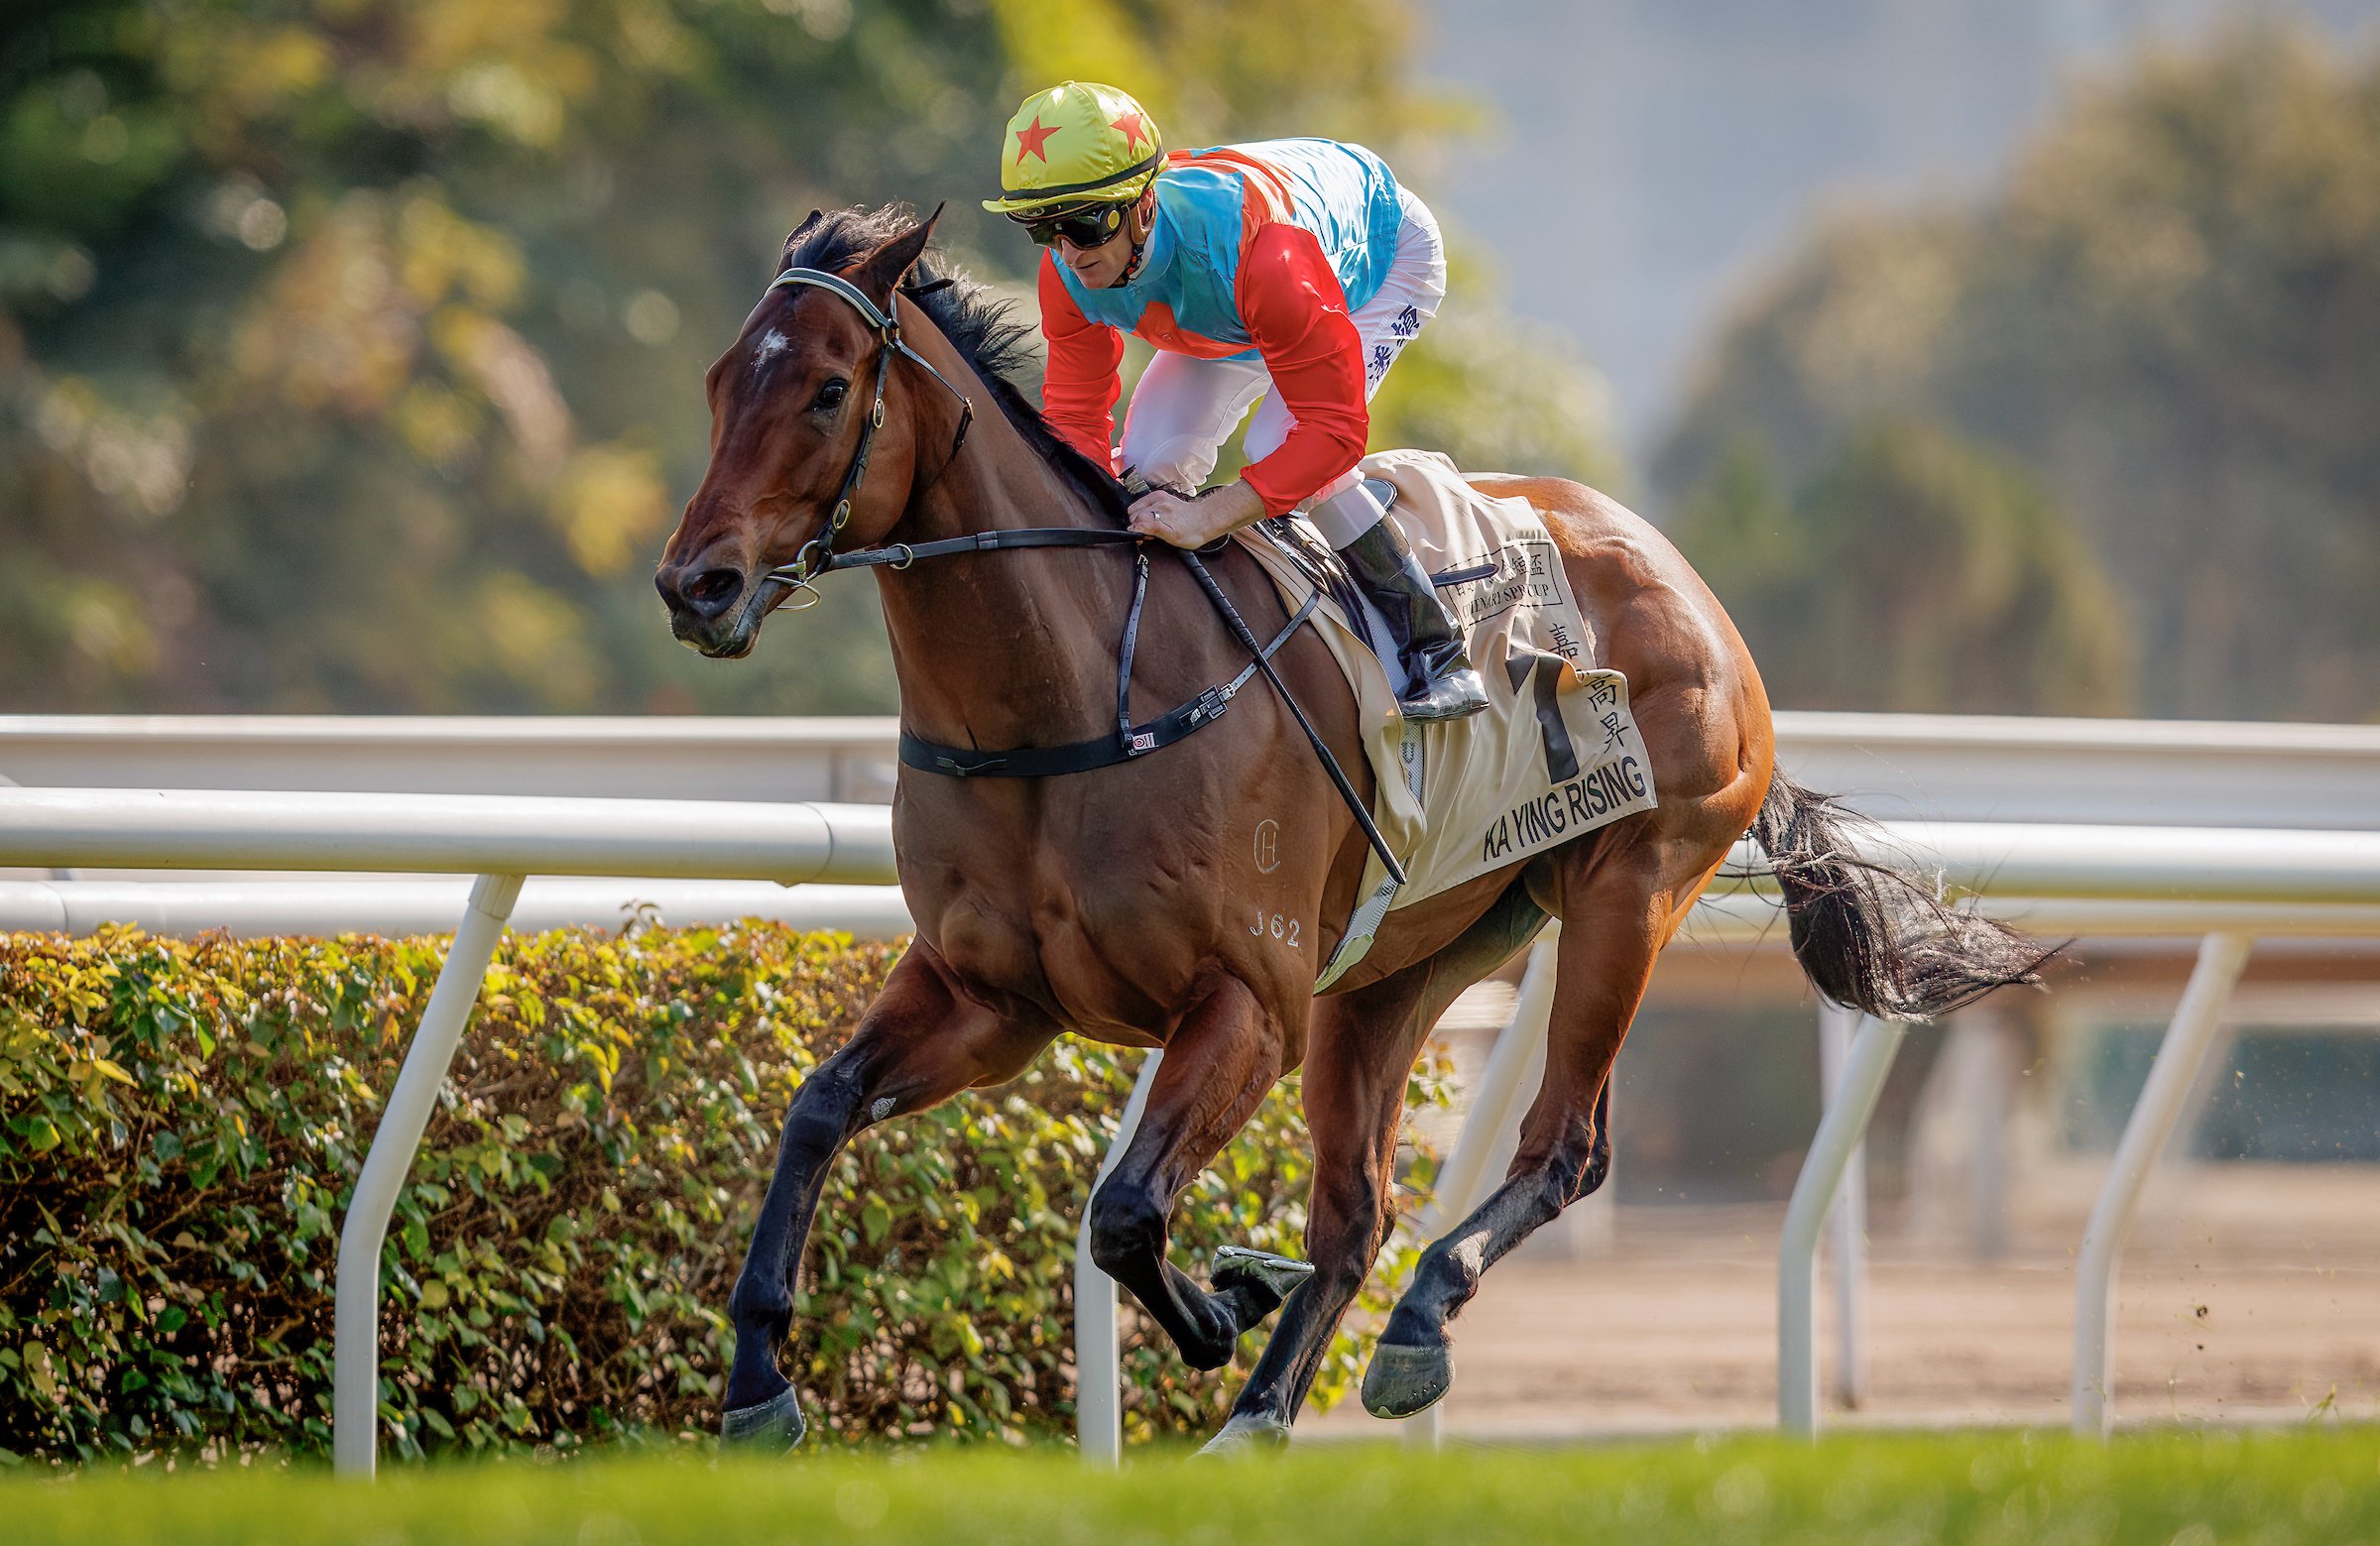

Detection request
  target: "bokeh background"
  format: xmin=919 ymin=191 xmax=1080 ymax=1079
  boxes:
xmin=7 ymin=0 xmax=2380 ymax=1437
xmin=11 ymin=0 xmax=2377 ymax=725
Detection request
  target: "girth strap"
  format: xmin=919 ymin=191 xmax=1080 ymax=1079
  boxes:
xmin=741 ymin=258 xmax=1404 ymax=882
xmin=899 ymin=589 xmax=1319 ymax=778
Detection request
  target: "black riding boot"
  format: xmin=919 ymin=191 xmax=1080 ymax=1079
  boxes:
xmin=1326 ymin=489 xmax=1490 ymax=721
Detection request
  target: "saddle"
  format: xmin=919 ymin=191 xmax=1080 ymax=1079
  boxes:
xmin=1239 ymin=450 xmax=1660 ymax=988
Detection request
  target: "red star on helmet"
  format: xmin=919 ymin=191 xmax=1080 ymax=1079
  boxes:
xmin=1110 ymin=112 xmax=1150 ymax=153
xmin=1014 ymin=114 xmax=1059 ymax=165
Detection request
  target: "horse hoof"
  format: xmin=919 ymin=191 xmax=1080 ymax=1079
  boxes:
xmin=1211 ymin=1246 xmax=1315 ymax=1302
xmin=1196 ymin=1412 xmax=1293 ymax=1457
xmin=720 ymin=1387 xmax=807 ymax=1452
xmin=1362 ymin=1339 xmax=1454 ymax=1419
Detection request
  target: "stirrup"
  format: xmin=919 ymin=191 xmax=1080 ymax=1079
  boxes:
xmin=1211 ymin=1245 xmax=1316 ymax=1300
xmin=1401 ymin=664 xmax=1490 ymax=721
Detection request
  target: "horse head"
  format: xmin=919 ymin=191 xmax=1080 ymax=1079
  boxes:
xmin=655 ymin=208 xmax=945 ymax=658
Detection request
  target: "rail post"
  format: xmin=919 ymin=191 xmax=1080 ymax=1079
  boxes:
xmin=1779 ymin=1011 xmax=1905 ymax=1436
xmin=1816 ymin=1002 xmax=1870 ymax=1410
xmin=1075 ymin=1049 xmax=1164 ymax=1466
xmin=333 ymin=872 xmax=524 ymax=1479
xmin=2072 ymin=930 xmax=2253 ymax=1435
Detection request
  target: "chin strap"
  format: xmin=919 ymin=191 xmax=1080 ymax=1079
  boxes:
xmin=1115 ymin=236 xmax=1149 ymax=287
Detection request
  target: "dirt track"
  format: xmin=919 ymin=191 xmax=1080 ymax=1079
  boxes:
xmin=1304 ymin=1160 xmax=2380 ymax=1438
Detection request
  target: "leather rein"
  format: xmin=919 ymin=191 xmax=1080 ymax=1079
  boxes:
xmin=755 ymin=263 xmax=1405 ymax=885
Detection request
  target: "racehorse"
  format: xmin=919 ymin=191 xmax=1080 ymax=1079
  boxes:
xmin=654 ymin=205 xmax=2046 ymax=1451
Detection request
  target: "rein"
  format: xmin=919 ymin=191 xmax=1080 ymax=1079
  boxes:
xmin=755 ymin=262 xmax=1406 ymax=886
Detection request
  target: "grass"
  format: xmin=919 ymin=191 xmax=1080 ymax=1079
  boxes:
xmin=6 ymin=1427 xmax=2377 ymax=1545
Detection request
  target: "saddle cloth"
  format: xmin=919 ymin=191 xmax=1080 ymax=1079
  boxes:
xmin=1234 ymin=448 xmax=1659 ymax=989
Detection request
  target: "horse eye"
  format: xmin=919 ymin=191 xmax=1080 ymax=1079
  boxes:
xmin=812 ymin=379 xmax=848 ymax=413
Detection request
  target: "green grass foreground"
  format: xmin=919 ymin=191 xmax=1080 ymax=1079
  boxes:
xmin=7 ymin=1428 xmax=2379 ymax=1546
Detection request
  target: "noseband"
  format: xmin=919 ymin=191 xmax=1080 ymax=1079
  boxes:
xmin=759 ymin=267 xmax=977 ymax=608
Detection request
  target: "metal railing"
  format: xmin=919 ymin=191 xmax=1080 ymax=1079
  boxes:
xmin=11 ymin=711 xmax=2380 ymax=828
xmin=12 ymin=781 xmax=2380 ymax=1455
xmin=1429 ymin=826 xmax=2380 ymax=1443
xmin=0 ymin=786 xmax=896 ymax=1479
xmin=1709 ymin=829 xmax=2380 ymax=1439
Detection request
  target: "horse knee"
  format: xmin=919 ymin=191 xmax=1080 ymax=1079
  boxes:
xmin=778 ymin=1066 xmax=861 ymax=1165
xmin=1087 ymin=1179 xmax=1167 ymax=1281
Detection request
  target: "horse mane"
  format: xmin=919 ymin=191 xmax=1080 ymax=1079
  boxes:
xmin=781 ymin=205 xmax=1132 ymax=525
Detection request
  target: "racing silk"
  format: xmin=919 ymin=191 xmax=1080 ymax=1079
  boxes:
xmin=1039 ymin=138 xmax=1406 ymax=515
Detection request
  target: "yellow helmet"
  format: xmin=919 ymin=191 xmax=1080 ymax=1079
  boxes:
xmin=982 ymin=82 xmax=1164 ymax=215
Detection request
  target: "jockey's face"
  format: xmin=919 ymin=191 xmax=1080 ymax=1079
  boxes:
xmin=1056 ymin=189 xmax=1155 ymax=290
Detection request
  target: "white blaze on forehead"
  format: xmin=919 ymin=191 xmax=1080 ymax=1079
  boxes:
xmin=752 ymin=328 xmax=790 ymax=372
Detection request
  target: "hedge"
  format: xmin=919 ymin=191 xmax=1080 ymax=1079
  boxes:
xmin=0 ymin=922 xmax=1447 ymax=1464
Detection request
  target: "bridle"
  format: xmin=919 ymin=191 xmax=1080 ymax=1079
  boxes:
xmin=734 ymin=258 xmax=1407 ymax=884
xmin=757 ymin=266 xmax=978 ymax=609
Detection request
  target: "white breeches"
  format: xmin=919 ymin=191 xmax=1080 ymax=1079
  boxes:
xmin=1117 ymin=186 xmax=1447 ymax=535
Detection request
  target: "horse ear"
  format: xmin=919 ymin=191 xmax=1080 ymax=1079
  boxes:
xmin=848 ymin=204 xmax=941 ymax=308
xmin=777 ymin=210 xmax=825 ymax=273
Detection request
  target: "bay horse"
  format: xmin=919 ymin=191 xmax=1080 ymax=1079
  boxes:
xmin=654 ymin=205 xmax=2043 ymax=1451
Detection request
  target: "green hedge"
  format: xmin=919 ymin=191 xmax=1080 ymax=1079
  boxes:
xmin=0 ymin=923 xmax=1445 ymax=1463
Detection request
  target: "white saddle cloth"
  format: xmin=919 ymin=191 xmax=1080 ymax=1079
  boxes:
xmin=1234 ymin=449 xmax=1659 ymax=989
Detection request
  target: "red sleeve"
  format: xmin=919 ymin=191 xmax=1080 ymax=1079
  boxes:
xmin=1037 ymin=254 xmax=1124 ymax=468
xmin=1235 ymin=222 xmax=1369 ymax=516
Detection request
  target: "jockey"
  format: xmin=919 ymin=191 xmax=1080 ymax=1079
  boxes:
xmin=986 ymin=82 xmax=1489 ymax=722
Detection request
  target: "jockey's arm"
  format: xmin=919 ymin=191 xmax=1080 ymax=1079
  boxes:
xmin=1127 ymin=224 xmax=1368 ymax=547
xmin=1234 ymin=223 xmax=1368 ymax=516
xmin=1038 ymin=255 xmax=1125 ymax=468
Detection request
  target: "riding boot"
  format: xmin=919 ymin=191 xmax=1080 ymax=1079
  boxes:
xmin=1319 ymin=486 xmax=1490 ymax=721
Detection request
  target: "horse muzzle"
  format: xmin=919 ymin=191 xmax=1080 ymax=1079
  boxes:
xmin=657 ymin=561 xmax=769 ymax=658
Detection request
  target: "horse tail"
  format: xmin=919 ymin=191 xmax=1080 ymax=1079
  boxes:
xmin=1751 ymin=770 xmax=2054 ymax=1021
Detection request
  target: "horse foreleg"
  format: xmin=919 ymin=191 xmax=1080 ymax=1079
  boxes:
xmin=1213 ymin=882 xmax=1548 ymax=1451
xmin=722 ymin=945 xmax=1051 ymax=1447
xmin=1085 ymin=975 xmax=1290 ymax=1373
xmin=1362 ymin=845 xmax=1680 ymax=1420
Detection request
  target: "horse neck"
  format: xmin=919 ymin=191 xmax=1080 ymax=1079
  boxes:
xmin=872 ymin=396 xmax=1128 ymax=750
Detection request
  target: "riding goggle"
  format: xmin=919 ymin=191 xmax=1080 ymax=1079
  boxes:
xmin=1014 ymin=201 xmax=1130 ymax=250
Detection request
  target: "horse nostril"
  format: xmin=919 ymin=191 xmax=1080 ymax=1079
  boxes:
xmin=681 ymin=567 xmax=746 ymax=620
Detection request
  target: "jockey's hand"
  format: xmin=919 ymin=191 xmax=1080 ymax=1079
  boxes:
xmin=1128 ymin=480 xmax=1265 ymax=549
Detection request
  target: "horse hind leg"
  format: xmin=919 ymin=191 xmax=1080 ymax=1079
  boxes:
xmin=1086 ymin=976 xmax=1296 ymax=1372
xmin=1208 ymin=881 xmax=1548 ymax=1453
xmin=1362 ymin=850 xmax=1674 ymax=1420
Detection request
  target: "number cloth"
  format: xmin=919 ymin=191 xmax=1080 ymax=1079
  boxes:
xmin=1232 ymin=450 xmax=1659 ymax=988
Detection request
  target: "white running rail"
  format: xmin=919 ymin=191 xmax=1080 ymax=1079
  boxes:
xmin=1747 ymin=827 xmax=2380 ymax=1438
xmin=0 ymin=786 xmax=896 ymax=1479
xmin=1428 ymin=826 xmax=2380 ymax=1440
xmin=10 ymin=711 xmax=2380 ymax=829
xmin=15 ymin=782 xmax=2380 ymax=1455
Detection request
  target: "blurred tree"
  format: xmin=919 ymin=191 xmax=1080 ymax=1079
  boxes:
xmin=4 ymin=0 xmax=1594 ymax=716
xmin=1139 ymin=251 xmax=1620 ymax=503
xmin=1658 ymin=25 xmax=2380 ymax=721
xmin=1670 ymin=420 xmax=2131 ymax=715
xmin=1366 ymin=257 xmax=1619 ymax=490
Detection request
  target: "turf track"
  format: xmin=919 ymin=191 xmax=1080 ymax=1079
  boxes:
xmin=9 ymin=1428 xmax=2377 ymax=1545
